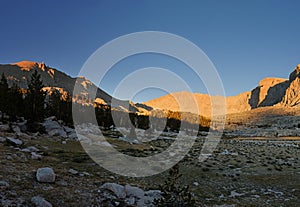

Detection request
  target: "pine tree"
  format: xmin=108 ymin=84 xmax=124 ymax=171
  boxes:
xmin=25 ymin=70 xmax=46 ymax=122
xmin=47 ymin=88 xmax=61 ymax=119
xmin=7 ymin=83 xmax=24 ymax=120
xmin=61 ymin=92 xmax=72 ymax=125
xmin=47 ymin=89 xmax=73 ymax=126
xmin=0 ymin=73 xmax=9 ymax=120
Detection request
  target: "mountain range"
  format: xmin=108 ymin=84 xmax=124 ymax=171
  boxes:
xmin=0 ymin=60 xmax=299 ymax=118
xmin=145 ymin=64 xmax=300 ymax=117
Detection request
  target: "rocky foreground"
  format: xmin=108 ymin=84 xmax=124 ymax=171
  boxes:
xmin=0 ymin=117 xmax=299 ymax=206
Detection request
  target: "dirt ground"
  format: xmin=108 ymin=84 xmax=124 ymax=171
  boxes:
xmin=0 ymin=131 xmax=299 ymax=206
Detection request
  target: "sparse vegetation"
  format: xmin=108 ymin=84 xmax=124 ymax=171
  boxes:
xmin=153 ymin=164 xmax=195 ymax=207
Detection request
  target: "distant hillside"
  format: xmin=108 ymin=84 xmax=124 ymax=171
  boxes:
xmin=145 ymin=64 xmax=300 ymax=117
xmin=2 ymin=60 xmax=300 ymax=121
xmin=0 ymin=61 xmax=138 ymax=112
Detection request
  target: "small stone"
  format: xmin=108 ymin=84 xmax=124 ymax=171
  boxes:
xmin=22 ymin=146 xmax=39 ymax=152
xmin=68 ymin=168 xmax=78 ymax=175
xmin=81 ymin=172 xmax=90 ymax=176
xmin=193 ymin=181 xmax=199 ymax=186
xmin=31 ymin=152 xmax=42 ymax=160
xmin=229 ymin=190 xmax=244 ymax=198
xmin=6 ymin=137 xmax=23 ymax=146
xmin=56 ymin=180 xmax=67 ymax=186
xmin=62 ymin=141 xmax=67 ymax=144
xmin=36 ymin=167 xmax=55 ymax=183
xmin=11 ymin=125 xmax=21 ymax=136
xmin=5 ymin=155 xmax=13 ymax=160
xmin=0 ymin=180 xmax=9 ymax=188
xmin=0 ymin=136 xmax=6 ymax=142
xmin=31 ymin=196 xmax=52 ymax=207
xmin=0 ymin=124 xmax=10 ymax=132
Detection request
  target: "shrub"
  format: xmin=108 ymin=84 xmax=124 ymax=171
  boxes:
xmin=153 ymin=164 xmax=195 ymax=207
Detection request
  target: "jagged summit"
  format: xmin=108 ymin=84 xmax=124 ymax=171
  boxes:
xmin=0 ymin=61 xmax=139 ymax=113
xmin=12 ymin=60 xmax=47 ymax=71
xmin=289 ymin=64 xmax=300 ymax=82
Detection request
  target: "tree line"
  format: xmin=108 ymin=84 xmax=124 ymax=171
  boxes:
xmin=0 ymin=69 xmax=210 ymax=133
xmin=0 ymin=70 xmax=72 ymax=131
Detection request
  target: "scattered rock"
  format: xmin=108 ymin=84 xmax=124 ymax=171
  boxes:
xmin=0 ymin=124 xmax=10 ymax=132
xmin=16 ymin=120 xmax=28 ymax=132
xmin=21 ymin=146 xmax=39 ymax=152
xmin=101 ymin=183 xmax=126 ymax=199
xmin=6 ymin=137 xmax=23 ymax=146
xmin=31 ymin=152 xmax=43 ymax=160
xmin=43 ymin=117 xmax=67 ymax=138
xmin=0 ymin=136 xmax=5 ymax=142
xmin=67 ymin=132 xmax=78 ymax=139
xmin=31 ymin=196 xmax=52 ymax=207
xmin=11 ymin=125 xmax=21 ymax=136
xmin=63 ymin=126 xmax=74 ymax=134
xmin=0 ymin=180 xmax=9 ymax=188
xmin=220 ymin=149 xmax=238 ymax=156
xmin=229 ymin=190 xmax=244 ymax=198
xmin=48 ymin=128 xmax=67 ymax=138
xmin=68 ymin=168 xmax=78 ymax=175
xmin=36 ymin=167 xmax=55 ymax=183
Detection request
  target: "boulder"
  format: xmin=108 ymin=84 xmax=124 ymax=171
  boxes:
xmin=124 ymin=184 xmax=145 ymax=199
xmin=101 ymin=183 xmax=126 ymax=199
xmin=68 ymin=132 xmax=78 ymax=139
xmin=43 ymin=117 xmax=67 ymax=137
xmin=36 ymin=167 xmax=55 ymax=183
xmin=63 ymin=126 xmax=74 ymax=133
xmin=48 ymin=128 xmax=67 ymax=138
xmin=138 ymin=190 xmax=162 ymax=207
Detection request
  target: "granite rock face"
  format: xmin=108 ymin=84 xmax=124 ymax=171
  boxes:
xmin=145 ymin=64 xmax=300 ymax=116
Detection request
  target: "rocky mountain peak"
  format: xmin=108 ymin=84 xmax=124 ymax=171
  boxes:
xmin=289 ymin=64 xmax=300 ymax=82
xmin=12 ymin=60 xmax=47 ymax=71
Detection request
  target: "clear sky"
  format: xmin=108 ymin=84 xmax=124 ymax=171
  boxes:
xmin=1 ymin=0 xmax=300 ymax=102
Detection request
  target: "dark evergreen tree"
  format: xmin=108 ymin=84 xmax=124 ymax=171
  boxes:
xmin=60 ymin=92 xmax=73 ymax=125
xmin=25 ymin=70 xmax=46 ymax=122
xmin=47 ymin=88 xmax=61 ymax=119
xmin=47 ymin=89 xmax=73 ymax=126
xmin=7 ymin=84 xmax=24 ymax=120
xmin=0 ymin=73 xmax=9 ymax=120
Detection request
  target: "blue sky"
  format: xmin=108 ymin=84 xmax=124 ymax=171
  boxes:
xmin=1 ymin=0 xmax=300 ymax=102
